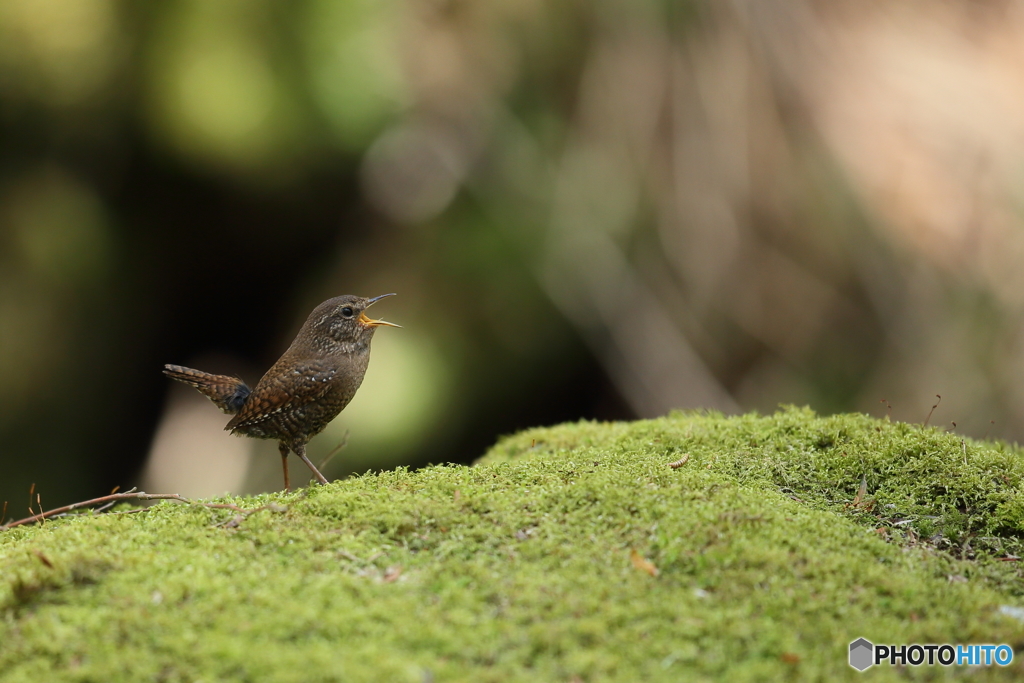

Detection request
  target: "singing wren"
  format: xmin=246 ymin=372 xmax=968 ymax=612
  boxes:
xmin=164 ymin=293 xmax=399 ymax=490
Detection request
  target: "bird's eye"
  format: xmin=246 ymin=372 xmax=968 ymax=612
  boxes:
xmin=341 ymin=306 xmax=354 ymax=318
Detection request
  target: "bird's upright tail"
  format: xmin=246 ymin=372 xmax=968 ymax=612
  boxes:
xmin=163 ymin=364 xmax=251 ymax=415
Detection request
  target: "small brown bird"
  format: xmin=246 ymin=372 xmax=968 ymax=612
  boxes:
xmin=164 ymin=293 xmax=399 ymax=490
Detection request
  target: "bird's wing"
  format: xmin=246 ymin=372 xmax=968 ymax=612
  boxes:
xmin=225 ymin=359 xmax=339 ymax=432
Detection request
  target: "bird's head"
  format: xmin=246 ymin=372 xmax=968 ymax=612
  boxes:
xmin=307 ymin=293 xmax=400 ymax=349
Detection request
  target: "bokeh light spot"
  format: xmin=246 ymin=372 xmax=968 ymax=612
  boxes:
xmin=145 ymin=0 xmax=301 ymax=173
xmin=304 ymin=0 xmax=407 ymax=148
xmin=6 ymin=168 xmax=114 ymax=286
xmin=0 ymin=0 xmax=120 ymax=107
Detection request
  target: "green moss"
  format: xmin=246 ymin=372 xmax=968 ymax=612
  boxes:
xmin=3 ymin=407 xmax=1024 ymax=681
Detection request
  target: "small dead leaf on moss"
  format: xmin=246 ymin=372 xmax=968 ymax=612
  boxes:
xmin=383 ymin=566 xmax=403 ymax=583
xmin=780 ymin=652 xmax=800 ymax=664
xmin=668 ymin=454 xmax=690 ymax=469
xmin=32 ymin=549 xmax=53 ymax=569
xmin=846 ymin=476 xmax=876 ymax=512
xmin=851 ymin=475 xmax=867 ymax=507
xmin=453 ymin=489 xmax=461 ymax=503
xmin=222 ymin=515 xmax=245 ymax=529
xmin=630 ymin=549 xmax=659 ymax=577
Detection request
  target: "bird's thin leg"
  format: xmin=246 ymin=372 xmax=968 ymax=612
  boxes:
xmin=295 ymin=443 xmax=329 ymax=485
xmin=278 ymin=442 xmax=291 ymax=492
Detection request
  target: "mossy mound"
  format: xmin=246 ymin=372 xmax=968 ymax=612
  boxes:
xmin=3 ymin=407 xmax=1024 ymax=681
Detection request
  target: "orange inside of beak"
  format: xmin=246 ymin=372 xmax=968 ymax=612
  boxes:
xmin=359 ymin=312 xmax=401 ymax=328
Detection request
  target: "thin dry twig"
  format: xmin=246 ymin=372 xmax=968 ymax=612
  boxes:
xmin=318 ymin=430 xmax=350 ymax=472
xmin=1 ymin=489 xmax=185 ymax=530
xmin=103 ymin=508 xmax=150 ymax=519
xmin=92 ymin=500 xmax=121 ymax=514
xmin=32 ymin=549 xmax=54 ymax=568
xmin=0 ymin=487 xmax=287 ymax=532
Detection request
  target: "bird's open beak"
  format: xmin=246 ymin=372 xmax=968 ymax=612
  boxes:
xmin=360 ymin=293 xmax=401 ymax=328
xmin=359 ymin=313 xmax=401 ymax=328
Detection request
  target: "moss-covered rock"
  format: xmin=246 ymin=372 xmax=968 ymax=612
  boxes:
xmin=3 ymin=407 xmax=1024 ymax=681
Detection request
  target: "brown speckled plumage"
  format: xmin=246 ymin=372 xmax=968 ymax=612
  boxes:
xmin=164 ymin=293 xmax=398 ymax=490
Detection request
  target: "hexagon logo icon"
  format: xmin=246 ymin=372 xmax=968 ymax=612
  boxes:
xmin=849 ymin=638 xmax=874 ymax=671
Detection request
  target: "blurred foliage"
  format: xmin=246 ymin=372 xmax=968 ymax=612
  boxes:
xmin=3 ymin=0 xmax=1024 ymax=506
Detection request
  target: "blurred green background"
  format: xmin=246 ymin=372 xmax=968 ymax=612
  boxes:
xmin=4 ymin=0 xmax=1024 ymax=509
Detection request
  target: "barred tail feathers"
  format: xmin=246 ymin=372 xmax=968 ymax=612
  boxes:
xmin=163 ymin=364 xmax=251 ymax=415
